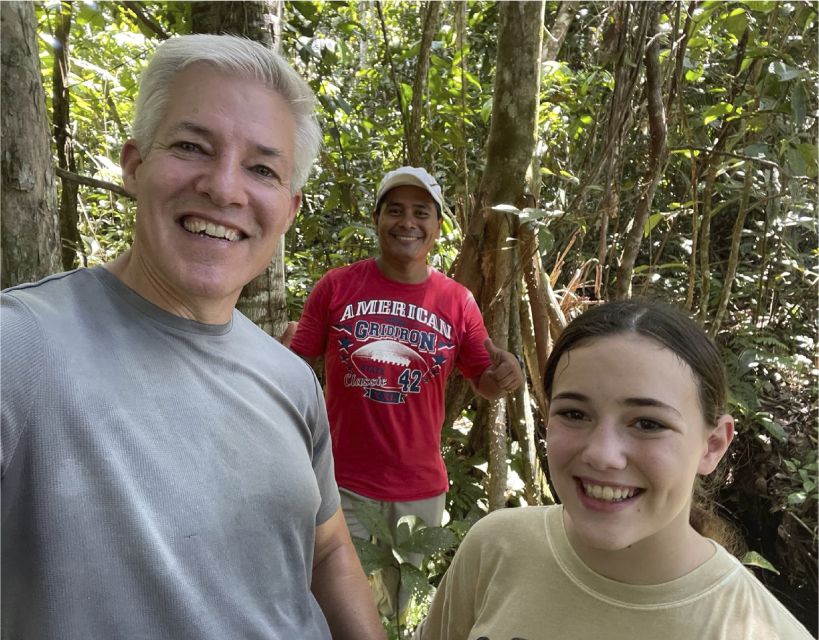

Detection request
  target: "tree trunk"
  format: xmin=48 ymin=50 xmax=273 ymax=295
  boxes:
xmin=615 ymin=3 xmax=667 ymax=299
xmin=191 ymin=1 xmax=276 ymax=45
xmin=455 ymin=0 xmax=545 ymax=511
xmin=191 ymin=1 xmax=289 ymax=336
xmin=406 ymin=1 xmax=441 ymax=166
xmin=1 ymin=1 xmax=61 ymax=289
xmin=52 ymin=1 xmax=83 ymax=271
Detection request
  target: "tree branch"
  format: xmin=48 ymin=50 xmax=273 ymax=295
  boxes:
xmin=56 ymin=167 xmax=132 ymax=199
xmin=122 ymin=1 xmax=169 ymax=40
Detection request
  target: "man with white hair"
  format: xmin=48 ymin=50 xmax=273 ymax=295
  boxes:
xmin=286 ymin=167 xmax=523 ymax=616
xmin=1 ymin=35 xmax=384 ymax=640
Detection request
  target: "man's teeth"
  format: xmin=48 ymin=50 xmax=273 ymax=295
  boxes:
xmin=183 ymin=219 xmax=241 ymax=241
xmin=583 ymin=483 xmax=638 ymax=502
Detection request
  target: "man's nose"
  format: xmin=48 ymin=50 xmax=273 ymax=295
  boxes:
xmin=580 ymin=422 xmax=628 ymax=471
xmin=395 ymin=211 xmax=417 ymax=226
xmin=195 ymin=156 xmax=248 ymax=208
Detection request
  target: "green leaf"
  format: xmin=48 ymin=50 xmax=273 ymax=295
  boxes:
xmin=794 ymin=143 xmax=818 ymax=178
xmin=685 ymin=68 xmax=704 ymax=82
xmin=788 ymin=491 xmax=807 ymax=505
xmin=351 ymin=538 xmax=394 ymax=575
xmin=702 ymin=102 xmax=734 ymax=125
xmin=398 ymin=562 xmax=433 ymax=600
xmin=538 ymin=228 xmax=555 ymax=255
xmin=399 ymin=82 xmax=413 ymax=105
xmin=741 ymin=551 xmax=780 ymax=575
xmin=746 ymin=1 xmax=778 ymax=12
xmin=518 ymin=207 xmax=558 ymax=222
xmin=786 ymin=145 xmax=808 ymax=178
xmin=404 ymin=525 xmax=458 ymax=556
xmin=491 ymin=204 xmax=520 ymax=214
xmin=744 ymin=143 xmax=770 ymax=159
xmin=768 ymin=61 xmax=802 ymax=82
xmin=757 ymin=413 xmax=787 ymax=441
xmin=723 ymin=8 xmax=748 ymax=38
xmin=643 ymin=212 xmax=666 ymax=237
xmin=790 ymin=82 xmax=808 ymax=126
xmin=351 ymin=499 xmax=394 ymax=546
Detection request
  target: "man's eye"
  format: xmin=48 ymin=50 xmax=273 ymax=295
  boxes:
xmin=253 ymin=165 xmax=276 ymax=179
xmin=174 ymin=141 xmax=202 ymax=153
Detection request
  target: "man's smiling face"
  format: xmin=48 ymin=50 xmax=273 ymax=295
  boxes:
xmin=119 ymin=63 xmax=301 ymax=321
xmin=374 ymin=185 xmax=441 ymax=277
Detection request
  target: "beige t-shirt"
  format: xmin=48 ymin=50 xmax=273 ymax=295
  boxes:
xmin=417 ymin=505 xmax=812 ymax=640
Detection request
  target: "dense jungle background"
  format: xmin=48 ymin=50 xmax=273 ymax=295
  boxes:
xmin=1 ymin=1 xmax=816 ymax=636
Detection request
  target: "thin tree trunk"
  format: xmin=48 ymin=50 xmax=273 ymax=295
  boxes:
xmin=52 ymin=1 xmax=83 ymax=270
xmin=615 ymin=3 xmax=667 ymax=299
xmin=543 ymin=1 xmax=575 ymax=61
xmin=509 ymin=291 xmax=539 ymax=504
xmin=376 ymin=1 xmax=409 ymax=162
xmin=191 ymin=1 xmax=275 ymax=45
xmin=710 ymin=169 xmax=753 ymax=336
xmin=1 ymin=1 xmax=62 ymax=288
xmin=463 ymin=0 xmax=544 ymax=511
xmin=406 ymin=1 xmax=441 ymax=166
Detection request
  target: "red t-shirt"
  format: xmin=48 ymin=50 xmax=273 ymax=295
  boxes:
xmin=291 ymin=258 xmax=492 ymax=501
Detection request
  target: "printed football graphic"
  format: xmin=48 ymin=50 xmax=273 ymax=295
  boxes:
xmin=351 ymin=340 xmax=429 ymax=387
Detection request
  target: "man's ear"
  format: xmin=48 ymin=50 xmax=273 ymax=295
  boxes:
xmin=120 ymin=140 xmax=143 ymax=197
xmin=285 ymin=191 xmax=302 ymax=231
xmin=698 ymin=415 xmax=735 ymax=475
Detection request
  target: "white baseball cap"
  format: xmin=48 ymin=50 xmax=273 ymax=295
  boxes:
xmin=375 ymin=166 xmax=444 ymax=211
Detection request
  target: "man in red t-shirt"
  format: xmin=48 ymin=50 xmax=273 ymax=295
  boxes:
xmin=285 ymin=167 xmax=523 ymax=616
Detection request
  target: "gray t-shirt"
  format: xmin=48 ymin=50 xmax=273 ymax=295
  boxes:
xmin=1 ymin=267 xmax=340 ymax=639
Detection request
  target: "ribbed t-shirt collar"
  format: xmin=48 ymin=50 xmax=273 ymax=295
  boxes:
xmin=545 ymin=504 xmax=739 ymax=608
xmin=92 ymin=266 xmax=234 ymax=336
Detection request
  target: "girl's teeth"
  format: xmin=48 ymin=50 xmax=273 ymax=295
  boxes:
xmin=583 ymin=483 xmax=637 ymax=502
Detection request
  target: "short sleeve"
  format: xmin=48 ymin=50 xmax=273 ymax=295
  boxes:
xmin=1 ymin=293 xmax=44 ymax=475
xmin=455 ymin=291 xmax=492 ymax=380
xmin=308 ymin=371 xmax=340 ymax=524
xmin=290 ymin=274 xmax=333 ymax=359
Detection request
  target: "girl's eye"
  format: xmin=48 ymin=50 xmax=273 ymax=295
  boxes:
xmin=633 ymin=418 xmax=667 ymax=433
xmin=557 ymin=409 xmax=586 ymax=422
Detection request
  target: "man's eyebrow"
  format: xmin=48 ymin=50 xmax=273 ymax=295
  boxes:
xmin=168 ymin=121 xmax=211 ymax=138
xmin=167 ymin=121 xmax=283 ymax=157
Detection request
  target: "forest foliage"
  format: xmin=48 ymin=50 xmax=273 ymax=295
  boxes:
xmin=29 ymin=1 xmax=818 ymax=635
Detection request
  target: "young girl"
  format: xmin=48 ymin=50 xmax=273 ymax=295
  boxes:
xmin=417 ymin=300 xmax=812 ymax=639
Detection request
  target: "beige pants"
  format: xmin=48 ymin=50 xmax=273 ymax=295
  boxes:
xmin=340 ymin=488 xmax=446 ymax=618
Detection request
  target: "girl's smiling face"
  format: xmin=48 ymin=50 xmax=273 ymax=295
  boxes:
xmin=546 ymin=333 xmax=733 ymax=576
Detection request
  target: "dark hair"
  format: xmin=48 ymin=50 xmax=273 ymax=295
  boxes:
xmin=543 ymin=298 xmax=726 ymax=424
xmin=543 ymin=299 xmax=742 ymax=551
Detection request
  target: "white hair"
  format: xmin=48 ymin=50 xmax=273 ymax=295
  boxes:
xmin=131 ymin=34 xmax=321 ymax=192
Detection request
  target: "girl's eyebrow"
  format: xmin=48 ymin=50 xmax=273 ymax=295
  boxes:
xmin=551 ymin=391 xmax=588 ymax=402
xmin=622 ymin=397 xmax=682 ymax=417
xmin=551 ymin=391 xmax=682 ymax=417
